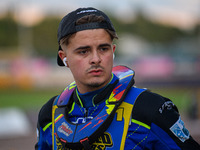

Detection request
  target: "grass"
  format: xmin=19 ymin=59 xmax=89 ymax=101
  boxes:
xmin=0 ymin=88 xmax=62 ymax=110
xmin=151 ymin=87 xmax=194 ymax=113
xmin=0 ymin=87 xmax=195 ymax=113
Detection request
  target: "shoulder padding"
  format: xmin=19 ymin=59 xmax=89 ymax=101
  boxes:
xmin=132 ymin=90 xmax=170 ymax=126
xmin=38 ymin=96 xmax=57 ymax=128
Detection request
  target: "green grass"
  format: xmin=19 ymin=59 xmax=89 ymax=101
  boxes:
xmin=0 ymin=87 xmax=195 ymax=113
xmin=0 ymin=88 xmax=62 ymax=110
xmin=151 ymin=87 xmax=194 ymax=113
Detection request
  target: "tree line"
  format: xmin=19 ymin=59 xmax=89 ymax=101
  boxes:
xmin=0 ymin=12 xmax=199 ymax=57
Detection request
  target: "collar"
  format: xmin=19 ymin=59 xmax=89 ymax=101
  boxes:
xmin=72 ymin=74 xmax=119 ymax=107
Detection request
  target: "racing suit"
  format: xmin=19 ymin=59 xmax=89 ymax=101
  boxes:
xmin=35 ymin=67 xmax=200 ymax=150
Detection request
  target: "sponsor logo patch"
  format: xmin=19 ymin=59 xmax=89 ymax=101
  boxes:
xmin=170 ymin=117 xmax=190 ymax=142
xmin=58 ymin=122 xmax=73 ymax=137
xmin=92 ymin=132 xmax=113 ymax=149
xmin=159 ymin=101 xmax=174 ymax=113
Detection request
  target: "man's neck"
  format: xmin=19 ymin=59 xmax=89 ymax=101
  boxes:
xmin=76 ymin=74 xmax=116 ymax=108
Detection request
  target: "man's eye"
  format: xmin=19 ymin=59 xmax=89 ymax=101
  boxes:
xmin=100 ymin=47 xmax=108 ymax=51
xmin=79 ymin=50 xmax=87 ymax=54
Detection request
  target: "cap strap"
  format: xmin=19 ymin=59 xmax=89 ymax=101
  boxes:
xmin=75 ymin=22 xmax=109 ymax=32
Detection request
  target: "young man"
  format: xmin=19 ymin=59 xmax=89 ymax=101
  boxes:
xmin=35 ymin=7 xmax=200 ymax=150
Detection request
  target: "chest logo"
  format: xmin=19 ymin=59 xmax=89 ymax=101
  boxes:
xmin=91 ymin=132 xmax=113 ymax=150
xmin=58 ymin=122 xmax=73 ymax=137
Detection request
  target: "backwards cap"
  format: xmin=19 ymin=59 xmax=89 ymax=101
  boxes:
xmin=57 ymin=7 xmax=116 ymax=66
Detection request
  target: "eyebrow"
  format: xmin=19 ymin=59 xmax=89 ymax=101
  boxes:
xmin=98 ymin=43 xmax=112 ymax=48
xmin=74 ymin=46 xmax=90 ymax=51
xmin=74 ymin=43 xmax=112 ymax=51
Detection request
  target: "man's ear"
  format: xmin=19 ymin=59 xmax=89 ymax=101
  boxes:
xmin=58 ymin=50 xmax=69 ymax=67
xmin=113 ymin=44 xmax=116 ymax=59
xmin=58 ymin=50 xmax=66 ymax=61
xmin=112 ymin=44 xmax=116 ymax=53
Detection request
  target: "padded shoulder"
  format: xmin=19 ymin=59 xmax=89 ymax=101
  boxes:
xmin=38 ymin=96 xmax=57 ymax=128
xmin=132 ymin=90 xmax=177 ymax=126
xmin=132 ymin=90 xmax=200 ymax=149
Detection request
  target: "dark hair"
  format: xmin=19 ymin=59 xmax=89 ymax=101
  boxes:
xmin=60 ymin=14 xmax=118 ymax=46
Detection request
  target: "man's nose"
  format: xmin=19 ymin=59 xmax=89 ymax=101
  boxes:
xmin=90 ymin=51 xmax=102 ymax=65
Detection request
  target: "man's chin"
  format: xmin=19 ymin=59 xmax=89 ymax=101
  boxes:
xmin=87 ymin=82 xmax=105 ymax=88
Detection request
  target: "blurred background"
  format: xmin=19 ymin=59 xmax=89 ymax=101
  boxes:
xmin=0 ymin=0 xmax=200 ymax=149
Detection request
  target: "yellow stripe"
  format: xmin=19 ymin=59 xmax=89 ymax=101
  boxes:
xmin=119 ymin=102 xmax=133 ymax=150
xmin=55 ymin=114 xmax=64 ymax=122
xmin=76 ymin=89 xmax=83 ymax=107
xmin=69 ymin=82 xmax=76 ymax=90
xmin=120 ymin=73 xmax=134 ymax=80
xmin=43 ymin=106 xmax=63 ymax=132
xmin=131 ymin=119 xmax=150 ymax=129
xmin=69 ymin=102 xmax=75 ymax=114
xmin=52 ymin=105 xmax=58 ymax=150
xmin=43 ymin=122 xmax=52 ymax=132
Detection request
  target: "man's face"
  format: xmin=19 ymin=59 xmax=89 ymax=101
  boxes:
xmin=60 ymin=29 xmax=116 ymax=93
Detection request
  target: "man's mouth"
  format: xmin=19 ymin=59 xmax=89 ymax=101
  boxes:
xmin=88 ymin=68 xmax=103 ymax=76
xmin=89 ymin=69 xmax=102 ymax=75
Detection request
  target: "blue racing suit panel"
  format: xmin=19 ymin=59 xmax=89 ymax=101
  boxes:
xmin=146 ymin=123 xmax=181 ymax=150
xmin=125 ymin=120 xmax=180 ymax=150
xmin=35 ymin=125 xmax=52 ymax=150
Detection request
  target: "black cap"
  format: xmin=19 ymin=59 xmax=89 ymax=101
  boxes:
xmin=57 ymin=7 xmax=116 ymax=66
